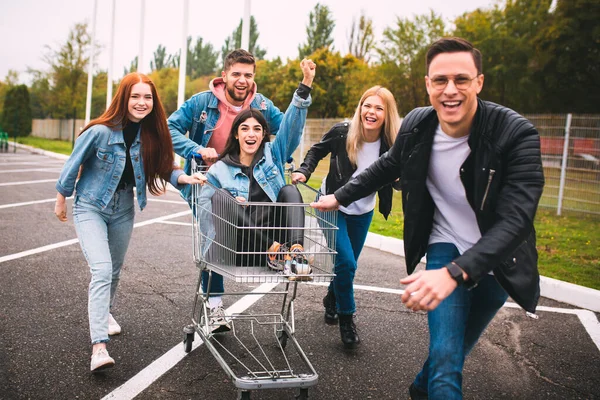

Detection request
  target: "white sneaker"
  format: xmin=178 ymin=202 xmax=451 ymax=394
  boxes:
xmin=108 ymin=313 xmax=121 ymax=335
xmin=90 ymin=348 xmax=115 ymax=372
xmin=209 ymin=305 xmax=231 ymax=333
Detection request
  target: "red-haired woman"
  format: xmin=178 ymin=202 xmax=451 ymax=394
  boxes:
xmin=54 ymin=73 xmax=204 ymax=372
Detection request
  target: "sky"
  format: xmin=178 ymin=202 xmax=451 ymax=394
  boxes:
xmin=0 ymin=0 xmax=498 ymax=84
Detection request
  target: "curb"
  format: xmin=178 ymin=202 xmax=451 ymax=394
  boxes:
xmin=10 ymin=141 xmax=70 ymax=161
xmin=365 ymin=232 xmax=600 ymax=313
xmin=12 ymin=142 xmax=600 ymax=313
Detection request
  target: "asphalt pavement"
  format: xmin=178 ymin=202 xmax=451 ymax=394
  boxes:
xmin=1 ymin=147 xmax=599 ymax=400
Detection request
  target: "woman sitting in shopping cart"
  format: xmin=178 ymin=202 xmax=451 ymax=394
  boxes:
xmin=195 ymin=101 xmax=316 ymax=331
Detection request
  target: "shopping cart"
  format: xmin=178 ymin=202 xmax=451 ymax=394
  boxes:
xmin=183 ymin=159 xmax=337 ymax=400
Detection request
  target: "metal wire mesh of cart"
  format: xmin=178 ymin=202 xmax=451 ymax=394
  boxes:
xmin=191 ymin=178 xmax=337 ymax=284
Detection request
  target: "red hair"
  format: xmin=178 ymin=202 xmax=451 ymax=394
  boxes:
xmin=82 ymin=72 xmax=175 ymax=196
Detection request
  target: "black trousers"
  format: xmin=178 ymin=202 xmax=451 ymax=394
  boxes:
xmin=211 ymin=185 xmax=304 ymax=267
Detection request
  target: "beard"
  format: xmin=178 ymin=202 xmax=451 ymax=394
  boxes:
xmin=227 ymin=85 xmax=249 ymax=103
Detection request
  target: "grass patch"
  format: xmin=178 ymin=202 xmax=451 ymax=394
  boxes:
xmin=535 ymin=209 xmax=600 ymax=290
xmin=17 ymin=136 xmax=73 ymax=156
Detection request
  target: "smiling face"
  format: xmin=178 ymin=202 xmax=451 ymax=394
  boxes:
xmin=425 ymin=51 xmax=484 ymax=137
xmin=236 ymin=117 xmax=266 ymax=165
xmin=222 ymin=62 xmax=255 ymax=106
xmin=360 ymin=95 xmax=386 ymax=138
xmin=127 ymin=82 xmax=153 ymax=122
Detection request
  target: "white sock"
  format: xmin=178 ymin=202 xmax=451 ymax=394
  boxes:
xmin=208 ymin=296 xmax=223 ymax=309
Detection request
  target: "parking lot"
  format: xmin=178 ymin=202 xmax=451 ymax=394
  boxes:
xmin=1 ymin=147 xmax=599 ymax=399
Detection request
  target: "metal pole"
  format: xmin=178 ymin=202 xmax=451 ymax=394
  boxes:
xmin=177 ymin=0 xmax=189 ymax=108
xmin=241 ymin=0 xmax=251 ymax=50
xmin=72 ymin=108 xmax=77 ymax=150
xmin=106 ymin=0 xmax=116 ymax=108
xmin=557 ymin=113 xmax=572 ymax=216
xmin=175 ymin=0 xmax=190 ymax=167
xmin=84 ymin=0 xmax=98 ymax=126
xmin=138 ymin=0 xmax=145 ymax=72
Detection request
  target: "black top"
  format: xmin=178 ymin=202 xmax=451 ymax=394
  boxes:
xmin=221 ymin=147 xmax=270 ymax=203
xmin=118 ymin=121 xmax=140 ymax=189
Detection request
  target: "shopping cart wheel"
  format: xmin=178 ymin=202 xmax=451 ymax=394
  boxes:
xmin=295 ymin=388 xmax=309 ymax=399
xmin=238 ymin=390 xmax=251 ymax=400
xmin=277 ymin=330 xmax=288 ymax=349
xmin=183 ymin=325 xmax=195 ymax=353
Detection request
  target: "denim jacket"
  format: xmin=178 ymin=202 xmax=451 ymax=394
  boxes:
xmin=168 ymin=89 xmax=309 ymax=202
xmin=56 ymin=124 xmax=184 ymax=211
xmin=196 ymin=94 xmax=310 ymax=255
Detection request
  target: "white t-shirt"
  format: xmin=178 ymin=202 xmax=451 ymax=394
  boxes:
xmin=322 ymin=138 xmax=381 ymax=215
xmin=426 ymin=125 xmax=481 ymax=254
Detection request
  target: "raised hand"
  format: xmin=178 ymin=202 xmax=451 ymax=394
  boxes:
xmin=300 ymin=58 xmax=316 ymax=87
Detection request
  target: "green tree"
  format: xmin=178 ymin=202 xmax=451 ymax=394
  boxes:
xmin=453 ymin=0 xmax=551 ymax=113
xmin=28 ymin=70 xmax=52 ymax=118
xmin=91 ymin=71 xmax=109 ymax=119
xmin=124 ymin=56 xmax=138 ymax=77
xmin=377 ymin=10 xmax=446 ymax=112
xmin=150 ymin=44 xmax=173 ymax=71
xmin=1 ymin=85 xmax=32 ymax=137
xmin=533 ymin=0 xmax=600 ymax=112
xmin=148 ymin=68 xmax=180 ymax=115
xmin=221 ymin=16 xmax=267 ymax=64
xmin=304 ymin=48 xmax=352 ymax=118
xmin=31 ymin=22 xmax=94 ymax=118
xmin=298 ymin=3 xmax=335 ymax=59
xmin=0 ymin=70 xmax=18 ymax=121
xmin=174 ymin=36 xmax=220 ymax=78
xmin=347 ymin=12 xmax=375 ymax=62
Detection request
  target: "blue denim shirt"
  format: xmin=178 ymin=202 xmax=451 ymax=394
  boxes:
xmin=168 ymin=89 xmax=310 ymax=202
xmin=196 ymin=94 xmax=310 ymax=255
xmin=56 ymin=124 xmax=184 ymax=211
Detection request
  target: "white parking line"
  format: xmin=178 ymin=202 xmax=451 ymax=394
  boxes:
xmin=0 ymin=197 xmax=73 ymax=209
xmin=0 ymin=179 xmax=57 ymax=186
xmin=309 ymin=281 xmax=600 ymax=351
xmin=156 ymin=221 xmax=191 ymax=227
xmin=147 ymin=198 xmax=188 ymax=205
xmin=0 ymin=168 xmax=62 ymax=173
xmin=0 ymin=210 xmax=191 ymax=264
xmin=101 ymin=280 xmax=600 ymax=400
xmin=0 ymin=161 xmax=65 ymax=166
xmin=101 ymin=282 xmax=279 ymax=400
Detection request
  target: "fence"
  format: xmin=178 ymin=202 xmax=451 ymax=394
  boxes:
xmin=32 ymin=119 xmax=85 ymax=142
xmin=31 ymin=115 xmax=600 ymax=215
xmin=528 ymin=114 xmax=600 ymax=215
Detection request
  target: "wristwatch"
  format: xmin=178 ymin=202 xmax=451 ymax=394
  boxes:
xmin=446 ymin=262 xmax=465 ymax=286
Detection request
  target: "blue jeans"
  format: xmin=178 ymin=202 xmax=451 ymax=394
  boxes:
xmin=73 ymin=185 xmax=135 ymax=344
xmin=327 ymin=210 xmax=373 ymax=315
xmin=413 ymin=243 xmax=508 ymax=399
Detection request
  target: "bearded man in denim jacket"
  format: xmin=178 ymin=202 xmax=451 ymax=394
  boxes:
xmin=168 ymin=49 xmax=316 ymax=330
xmin=168 ymin=49 xmax=315 ymax=204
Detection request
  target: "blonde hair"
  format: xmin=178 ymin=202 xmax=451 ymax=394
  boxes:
xmin=346 ymin=86 xmax=401 ymax=166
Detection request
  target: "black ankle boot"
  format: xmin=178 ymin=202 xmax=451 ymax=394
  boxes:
xmin=338 ymin=314 xmax=360 ymax=349
xmin=322 ymin=290 xmax=338 ymax=325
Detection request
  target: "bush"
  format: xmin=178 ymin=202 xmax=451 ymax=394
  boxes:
xmin=1 ymin=85 xmax=32 ymax=137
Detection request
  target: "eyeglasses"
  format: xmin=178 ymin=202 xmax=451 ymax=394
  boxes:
xmin=429 ymin=75 xmax=480 ymax=90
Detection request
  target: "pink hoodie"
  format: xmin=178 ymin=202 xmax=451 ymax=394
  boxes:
xmin=207 ymin=77 xmax=257 ymax=156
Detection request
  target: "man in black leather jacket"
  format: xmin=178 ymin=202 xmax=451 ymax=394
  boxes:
xmin=312 ymin=37 xmax=544 ymax=399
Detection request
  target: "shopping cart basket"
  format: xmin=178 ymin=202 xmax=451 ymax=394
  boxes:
xmin=183 ymin=159 xmax=337 ymax=400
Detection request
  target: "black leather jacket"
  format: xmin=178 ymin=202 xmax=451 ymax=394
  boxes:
xmin=294 ymin=122 xmax=397 ymax=219
xmin=334 ymin=99 xmax=545 ymax=312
